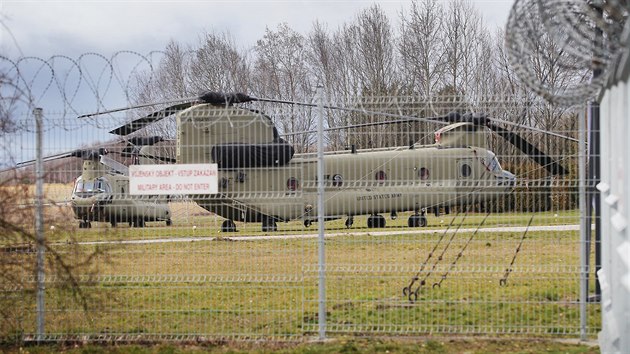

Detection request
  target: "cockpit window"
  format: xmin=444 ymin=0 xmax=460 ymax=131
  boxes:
xmin=74 ymin=177 xmax=111 ymax=195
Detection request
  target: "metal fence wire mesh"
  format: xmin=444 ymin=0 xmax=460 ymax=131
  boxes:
xmin=6 ymin=0 xmax=628 ymax=342
xmin=0 ymin=94 xmax=600 ymax=341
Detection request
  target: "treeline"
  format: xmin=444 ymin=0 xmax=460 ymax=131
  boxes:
xmin=132 ymin=0 xmax=585 ymax=210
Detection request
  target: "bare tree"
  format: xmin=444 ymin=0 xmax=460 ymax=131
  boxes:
xmin=253 ymin=23 xmax=314 ymax=152
xmin=189 ymin=31 xmax=251 ymax=93
xmin=0 ymin=60 xmax=105 ymax=343
xmin=442 ymin=0 xmax=485 ymax=96
xmin=130 ymin=32 xmax=251 ymax=142
xmin=511 ymin=7 xmax=588 ymax=170
xmin=398 ymin=0 xmax=445 ymax=97
xmin=128 ymin=40 xmax=192 ymax=140
xmin=335 ymin=5 xmax=402 ymax=149
xmin=493 ymin=29 xmax=524 ymax=98
xmin=352 ymin=5 xmax=398 ymax=96
xmin=157 ymin=40 xmax=192 ymax=99
xmin=396 ymin=0 xmax=449 ymax=146
xmin=0 ymin=72 xmax=20 ymax=136
xmin=467 ymin=29 xmax=497 ymax=101
xmin=305 ymin=22 xmax=355 ymax=150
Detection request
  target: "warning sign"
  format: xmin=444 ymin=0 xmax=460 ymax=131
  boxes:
xmin=129 ymin=164 xmax=218 ymax=195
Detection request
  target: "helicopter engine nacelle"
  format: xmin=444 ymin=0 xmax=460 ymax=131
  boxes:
xmin=176 ymin=104 xmax=293 ymax=166
xmin=82 ymin=159 xmax=107 ymax=180
xmin=435 ymin=122 xmax=490 ymax=149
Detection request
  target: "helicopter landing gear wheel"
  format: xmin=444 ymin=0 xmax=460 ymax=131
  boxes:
xmin=367 ymin=214 xmax=386 ymax=228
xmin=79 ymin=220 xmax=91 ymax=229
xmin=221 ymin=219 xmax=236 ymax=232
xmin=345 ymin=217 xmax=354 ymax=228
xmin=262 ymin=217 xmax=277 ymax=232
xmin=132 ymin=218 xmax=145 ymax=228
xmin=408 ymin=214 xmax=428 ymax=228
xmin=165 ymin=219 xmax=172 ymax=227
xmin=304 ymin=219 xmax=312 ymax=228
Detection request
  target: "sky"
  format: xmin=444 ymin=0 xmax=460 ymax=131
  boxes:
xmin=1 ymin=0 xmax=514 ymax=58
xmin=0 ymin=0 xmax=515 ymax=163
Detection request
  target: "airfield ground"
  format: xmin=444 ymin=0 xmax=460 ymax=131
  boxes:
xmin=1 ymin=337 xmax=600 ymax=353
xmin=3 ymin=184 xmax=600 ymax=345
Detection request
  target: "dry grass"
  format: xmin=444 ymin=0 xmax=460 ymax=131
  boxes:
xmin=10 ymin=222 xmax=600 ymax=340
xmin=0 ymin=183 xmax=73 ymax=203
xmin=1 ymin=183 xmax=598 ymax=341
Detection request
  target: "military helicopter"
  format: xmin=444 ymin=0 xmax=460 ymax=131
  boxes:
xmin=89 ymin=91 xmax=568 ymax=233
xmin=15 ymin=137 xmax=174 ymax=228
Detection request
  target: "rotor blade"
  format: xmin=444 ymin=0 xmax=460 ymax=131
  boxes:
xmin=100 ymin=155 xmax=129 ymax=176
xmin=138 ymin=153 xmax=176 ymax=164
xmin=198 ymin=91 xmax=255 ymax=105
xmin=108 ymin=91 xmax=445 ymax=137
xmin=117 ymin=150 xmax=176 ymax=164
xmin=78 ymin=96 xmax=199 ymax=118
xmin=81 ymin=91 xmax=251 ymax=120
xmin=121 ymin=145 xmax=140 ymax=155
xmin=15 ymin=148 xmax=107 ymax=168
xmin=284 ymin=117 xmax=438 ymax=137
xmin=16 ymin=152 xmax=73 ymax=168
xmin=154 ymin=92 xmax=580 ymax=143
xmin=485 ymin=117 xmax=578 ymax=142
xmin=246 ymin=95 xmax=452 ymax=126
xmin=127 ymin=136 xmax=164 ymax=147
xmin=432 ymin=112 xmax=579 ymax=143
xmin=489 ymin=124 xmax=568 ymax=176
xmin=109 ymin=102 xmax=196 ymax=136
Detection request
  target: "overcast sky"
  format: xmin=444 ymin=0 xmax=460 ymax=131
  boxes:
xmin=2 ymin=0 xmax=514 ymax=58
xmin=0 ymin=0 xmax=516 ymax=163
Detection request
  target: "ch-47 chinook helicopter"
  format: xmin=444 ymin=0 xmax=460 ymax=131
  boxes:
xmin=16 ymin=136 xmax=174 ymax=228
xmin=90 ymin=91 xmax=568 ymax=232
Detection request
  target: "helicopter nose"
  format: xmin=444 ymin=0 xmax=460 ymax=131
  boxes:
xmin=71 ymin=197 xmax=96 ymax=213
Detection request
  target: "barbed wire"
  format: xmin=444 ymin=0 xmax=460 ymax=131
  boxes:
xmin=0 ymin=51 xmax=165 ymax=122
xmin=1 ymin=49 xmax=581 ymax=126
xmin=505 ymin=0 xmax=628 ymax=106
xmin=0 ymin=48 xmax=583 ymax=168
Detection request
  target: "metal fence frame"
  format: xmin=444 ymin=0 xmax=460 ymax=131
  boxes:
xmin=596 ymin=25 xmax=630 ymax=354
xmin=4 ymin=94 xmax=601 ymax=344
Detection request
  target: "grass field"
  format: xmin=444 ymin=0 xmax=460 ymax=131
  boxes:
xmin=1 ymin=337 xmax=600 ymax=353
xmin=33 ymin=207 xmax=582 ymax=243
xmin=2 ymin=184 xmax=600 ymax=343
xmin=6 ymin=209 xmax=600 ymax=342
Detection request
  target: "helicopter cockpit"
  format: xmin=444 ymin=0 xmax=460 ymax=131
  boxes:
xmin=73 ymin=176 xmax=112 ymax=197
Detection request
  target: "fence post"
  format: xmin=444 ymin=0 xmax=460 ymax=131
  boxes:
xmin=579 ymin=106 xmax=588 ymax=340
xmin=34 ymin=107 xmax=45 ymax=342
xmin=316 ymin=86 xmax=326 ymax=340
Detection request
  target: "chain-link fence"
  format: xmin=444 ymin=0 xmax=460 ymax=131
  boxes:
xmin=5 ymin=0 xmax=629 ymax=344
xmin=0 ymin=91 xmax=601 ymax=342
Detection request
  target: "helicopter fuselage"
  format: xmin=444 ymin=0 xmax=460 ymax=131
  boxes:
xmin=70 ymin=172 xmax=171 ymax=228
xmin=194 ymin=144 xmax=515 ymax=224
xmin=169 ymin=104 xmax=517 ymax=230
xmin=99 ymin=93 xmax=568 ymax=231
